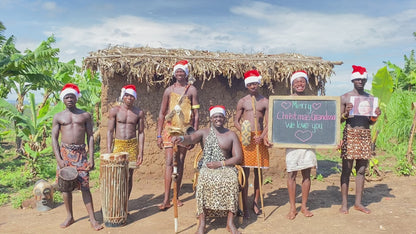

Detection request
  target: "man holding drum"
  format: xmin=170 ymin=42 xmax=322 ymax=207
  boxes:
xmin=107 ymin=84 xmax=145 ymax=200
xmin=52 ymin=83 xmax=103 ymax=231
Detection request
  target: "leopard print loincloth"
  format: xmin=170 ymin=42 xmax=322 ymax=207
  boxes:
xmin=196 ymin=127 xmax=239 ymax=217
xmin=341 ymin=127 xmax=373 ymax=160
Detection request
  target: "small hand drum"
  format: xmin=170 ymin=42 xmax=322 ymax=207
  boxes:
xmin=57 ymin=167 xmax=78 ymax=192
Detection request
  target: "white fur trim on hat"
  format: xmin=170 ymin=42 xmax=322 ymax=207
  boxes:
xmin=351 ymin=71 xmax=368 ymax=80
xmin=244 ymin=76 xmax=262 ymax=87
xmin=120 ymin=86 xmax=137 ymax=100
xmin=60 ymin=88 xmax=81 ymax=102
xmin=209 ymin=106 xmax=226 ymax=117
xmin=290 ymin=71 xmax=308 ymax=86
xmin=173 ymin=64 xmax=189 ymax=76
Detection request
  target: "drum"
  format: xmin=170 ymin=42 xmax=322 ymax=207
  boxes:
xmin=57 ymin=167 xmax=78 ymax=192
xmin=100 ymin=152 xmax=129 ymax=227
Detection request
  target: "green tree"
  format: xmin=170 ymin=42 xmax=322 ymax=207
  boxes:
xmin=0 ymin=94 xmax=64 ymax=176
xmin=385 ymin=33 xmax=416 ymax=91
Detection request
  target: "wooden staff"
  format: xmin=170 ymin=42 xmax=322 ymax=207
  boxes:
xmin=236 ymin=165 xmax=246 ymax=224
xmin=172 ymin=144 xmax=179 ymax=233
xmin=251 ymin=96 xmax=265 ymax=219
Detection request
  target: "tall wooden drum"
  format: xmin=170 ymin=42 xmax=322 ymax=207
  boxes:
xmin=100 ymin=152 xmax=129 ymax=227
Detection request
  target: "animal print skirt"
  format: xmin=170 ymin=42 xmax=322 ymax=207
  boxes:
xmin=196 ymin=128 xmax=239 ymax=217
xmin=341 ymin=127 xmax=373 ymax=160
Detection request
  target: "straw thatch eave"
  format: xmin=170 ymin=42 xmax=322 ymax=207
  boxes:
xmin=83 ymin=46 xmax=342 ymax=93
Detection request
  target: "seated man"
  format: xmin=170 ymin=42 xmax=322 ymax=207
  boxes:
xmin=172 ymin=105 xmax=242 ymax=234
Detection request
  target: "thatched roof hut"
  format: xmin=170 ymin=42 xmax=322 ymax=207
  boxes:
xmin=83 ymin=46 xmax=342 ymax=178
xmin=83 ymin=46 xmax=342 ymax=94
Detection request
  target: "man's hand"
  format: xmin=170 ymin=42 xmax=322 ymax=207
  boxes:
xmin=206 ymin=161 xmax=222 ymax=169
xmin=171 ymin=136 xmax=184 ymax=145
xmin=58 ymin=160 xmax=67 ymax=169
xmin=253 ymin=135 xmax=263 ymax=144
xmin=375 ymin=107 xmax=381 ymax=117
xmin=86 ymin=160 xmax=95 ymax=170
xmin=345 ymin=103 xmax=353 ymax=114
xmin=136 ymin=153 xmax=143 ymax=166
xmin=263 ymin=136 xmax=273 ymax=148
xmin=157 ymin=137 xmax=163 ymax=149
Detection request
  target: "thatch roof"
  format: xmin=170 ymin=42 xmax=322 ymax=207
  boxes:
xmin=83 ymin=46 xmax=342 ymax=93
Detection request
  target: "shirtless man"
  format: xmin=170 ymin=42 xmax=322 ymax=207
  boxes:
xmin=234 ymin=69 xmax=270 ymax=218
xmin=285 ymin=71 xmax=317 ymax=219
xmin=107 ymin=84 xmax=145 ymax=200
xmin=156 ymin=60 xmax=199 ymax=210
xmin=52 ymin=83 xmax=103 ymax=231
xmin=172 ymin=105 xmax=242 ymax=234
xmin=340 ymin=65 xmax=381 ymax=214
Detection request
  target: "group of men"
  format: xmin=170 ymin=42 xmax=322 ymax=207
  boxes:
xmin=52 ymin=60 xmax=380 ymax=232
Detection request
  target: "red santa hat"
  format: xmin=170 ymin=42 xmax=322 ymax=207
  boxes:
xmin=244 ymin=70 xmax=262 ymax=87
xmin=209 ymin=105 xmax=226 ymax=117
xmin=351 ymin=65 xmax=368 ymax=80
xmin=290 ymin=70 xmax=309 ymax=86
xmin=60 ymin=83 xmax=81 ymax=101
xmin=173 ymin=60 xmax=189 ymax=76
xmin=120 ymin=84 xmax=137 ymax=100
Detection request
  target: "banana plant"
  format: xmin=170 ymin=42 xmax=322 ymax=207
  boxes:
xmin=0 ymin=93 xmax=64 ymax=176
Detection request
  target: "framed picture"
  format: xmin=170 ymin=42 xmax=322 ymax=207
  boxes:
xmin=349 ymin=96 xmax=378 ymax=117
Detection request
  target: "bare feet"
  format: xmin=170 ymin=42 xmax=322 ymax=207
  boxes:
xmin=301 ymin=208 xmax=314 ymax=217
xmin=339 ymin=206 xmax=349 ymax=214
xmin=90 ymin=220 xmax=103 ymax=231
xmin=253 ymin=202 xmax=262 ymax=215
xmin=177 ymin=200 xmax=184 ymax=207
xmin=60 ymin=217 xmax=75 ymax=228
xmin=226 ymin=225 xmax=242 ymax=234
xmin=287 ymin=210 xmax=298 ymax=220
xmin=158 ymin=203 xmax=171 ymax=211
xmin=354 ymin=205 xmax=371 ymax=214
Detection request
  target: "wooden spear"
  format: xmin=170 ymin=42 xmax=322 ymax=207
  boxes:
xmin=251 ymin=96 xmax=265 ymax=220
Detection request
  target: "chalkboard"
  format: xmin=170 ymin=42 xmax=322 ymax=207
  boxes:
xmin=268 ymin=96 xmax=341 ymax=149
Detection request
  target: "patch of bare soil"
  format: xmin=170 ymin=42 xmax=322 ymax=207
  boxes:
xmin=1 ymin=169 xmax=415 ymax=233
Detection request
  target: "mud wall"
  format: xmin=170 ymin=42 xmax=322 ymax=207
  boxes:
xmin=100 ymin=74 xmax=319 ymax=179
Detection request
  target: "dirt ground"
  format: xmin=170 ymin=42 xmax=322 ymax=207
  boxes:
xmin=1 ymin=166 xmax=416 ymax=234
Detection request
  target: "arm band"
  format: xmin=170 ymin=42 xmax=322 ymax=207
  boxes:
xmin=191 ymin=104 xmax=200 ymax=109
xmin=342 ymin=113 xmax=348 ymax=120
xmin=157 ymin=135 xmax=162 ymax=138
xmin=370 ymin=116 xmax=378 ymax=122
xmin=221 ymin=161 xmax=226 ymax=167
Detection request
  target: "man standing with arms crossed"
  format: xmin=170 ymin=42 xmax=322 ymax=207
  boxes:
xmin=157 ymin=60 xmax=199 ymax=210
xmin=339 ymin=65 xmax=381 ymax=214
xmin=52 ymin=83 xmax=103 ymax=231
xmin=107 ymin=84 xmax=145 ymax=200
xmin=234 ymin=69 xmax=270 ymax=218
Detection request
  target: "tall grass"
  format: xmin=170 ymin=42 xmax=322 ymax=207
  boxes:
xmin=376 ymin=90 xmax=416 ymax=175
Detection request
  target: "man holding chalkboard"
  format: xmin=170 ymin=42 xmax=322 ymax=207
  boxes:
xmin=339 ymin=65 xmax=381 ymax=214
xmin=235 ymin=69 xmax=271 ymax=218
xmin=285 ymin=70 xmax=317 ymax=220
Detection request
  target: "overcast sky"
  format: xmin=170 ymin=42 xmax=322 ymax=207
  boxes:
xmin=1 ymin=0 xmax=415 ymax=100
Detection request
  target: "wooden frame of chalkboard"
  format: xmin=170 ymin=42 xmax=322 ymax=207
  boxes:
xmin=268 ymin=96 xmax=341 ymax=149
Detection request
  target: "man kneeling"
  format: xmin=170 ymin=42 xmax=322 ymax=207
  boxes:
xmin=172 ymin=105 xmax=242 ymax=234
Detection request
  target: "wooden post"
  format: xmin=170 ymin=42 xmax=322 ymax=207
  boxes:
xmin=406 ymin=102 xmax=416 ymax=165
